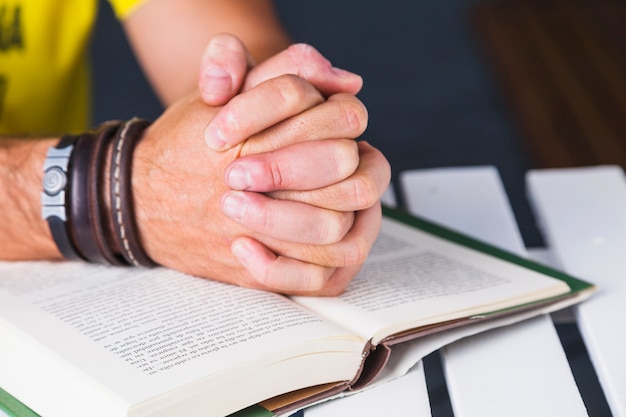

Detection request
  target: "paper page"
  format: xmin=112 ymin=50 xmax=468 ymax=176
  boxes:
xmin=293 ymin=216 xmax=569 ymax=344
xmin=0 ymin=261 xmax=363 ymax=417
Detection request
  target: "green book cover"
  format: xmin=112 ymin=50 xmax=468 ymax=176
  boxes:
xmin=0 ymin=387 xmax=39 ymax=417
xmin=0 ymin=386 xmax=275 ymax=417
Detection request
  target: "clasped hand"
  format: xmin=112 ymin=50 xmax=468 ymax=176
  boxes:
xmin=132 ymin=35 xmax=391 ymax=296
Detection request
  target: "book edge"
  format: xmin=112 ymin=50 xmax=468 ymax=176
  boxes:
xmin=381 ymin=205 xmax=596 ymax=294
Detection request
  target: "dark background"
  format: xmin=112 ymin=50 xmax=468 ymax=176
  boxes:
xmin=92 ymin=0 xmax=541 ymax=247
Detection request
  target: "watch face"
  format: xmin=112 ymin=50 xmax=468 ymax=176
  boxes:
xmin=43 ymin=166 xmax=67 ymax=196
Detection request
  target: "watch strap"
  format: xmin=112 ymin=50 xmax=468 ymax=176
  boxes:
xmin=41 ymin=135 xmax=83 ymax=261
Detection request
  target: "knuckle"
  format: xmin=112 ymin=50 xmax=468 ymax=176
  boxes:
xmin=342 ymin=235 xmax=370 ymax=266
xmin=287 ymin=43 xmax=328 ymax=75
xmin=351 ymin=175 xmax=378 ymax=209
xmin=337 ymin=97 xmax=368 ymax=136
xmin=287 ymin=43 xmax=316 ymax=61
xmin=272 ymin=75 xmax=309 ymax=110
xmin=318 ymin=211 xmax=353 ymax=245
xmin=267 ymin=158 xmax=285 ymax=189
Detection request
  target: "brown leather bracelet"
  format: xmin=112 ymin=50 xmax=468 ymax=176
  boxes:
xmin=88 ymin=121 xmax=128 ymax=266
xmin=109 ymin=118 xmax=157 ymax=267
xmin=68 ymin=132 xmax=99 ymax=262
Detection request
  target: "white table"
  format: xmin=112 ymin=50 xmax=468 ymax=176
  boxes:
xmin=304 ymin=165 xmax=625 ymax=417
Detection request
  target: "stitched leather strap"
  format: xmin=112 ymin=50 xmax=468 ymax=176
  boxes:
xmin=89 ymin=121 xmax=128 ymax=265
xmin=109 ymin=118 xmax=157 ymax=267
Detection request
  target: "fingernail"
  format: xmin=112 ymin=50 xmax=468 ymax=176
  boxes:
xmin=231 ymin=240 xmax=250 ymax=267
xmin=331 ymin=66 xmax=359 ymax=78
xmin=201 ymin=66 xmax=232 ymax=97
xmin=227 ymin=164 xmax=252 ymax=190
xmin=204 ymin=122 xmax=227 ymax=151
xmin=221 ymin=192 xmax=246 ymax=222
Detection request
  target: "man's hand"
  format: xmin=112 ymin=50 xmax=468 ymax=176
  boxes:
xmin=133 ymin=77 xmax=389 ymax=295
xmin=198 ymin=33 xmax=363 ymax=109
xmin=138 ymin=35 xmax=389 ymax=295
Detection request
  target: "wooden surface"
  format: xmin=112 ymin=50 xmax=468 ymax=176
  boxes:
xmin=473 ymin=0 xmax=626 ymax=169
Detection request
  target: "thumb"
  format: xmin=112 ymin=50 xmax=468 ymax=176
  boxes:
xmin=198 ymin=33 xmax=255 ymax=106
xmin=244 ymin=43 xmax=363 ymax=97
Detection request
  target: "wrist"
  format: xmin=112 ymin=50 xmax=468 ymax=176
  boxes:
xmin=0 ymin=138 xmax=61 ymax=260
xmin=36 ymin=119 xmax=156 ymax=267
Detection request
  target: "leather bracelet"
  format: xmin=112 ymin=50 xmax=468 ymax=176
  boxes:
xmin=41 ymin=135 xmax=83 ymax=261
xmin=89 ymin=121 xmax=128 ymax=266
xmin=68 ymin=132 xmax=105 ymax=263
xmin=109 ymin=118 xmax=157 ymax=267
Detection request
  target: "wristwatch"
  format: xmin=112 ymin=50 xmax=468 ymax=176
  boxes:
xmin=41 ymin=136 xmax=82 ymax=260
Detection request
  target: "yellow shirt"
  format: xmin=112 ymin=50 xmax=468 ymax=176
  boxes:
xmin=0 ymin=0 xmax=146 ymax=136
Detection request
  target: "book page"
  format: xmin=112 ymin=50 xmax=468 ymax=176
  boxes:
xmin=0 ymin=261 xmax=363 ymax=411
xmin=293 ymin=216 xmax=570 ymax=344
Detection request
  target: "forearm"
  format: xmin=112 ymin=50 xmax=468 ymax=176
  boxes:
xmin=123 ymin=0 xmax=292 ymax=105
xmin=0 ymin=138 xmax=62 ymax=260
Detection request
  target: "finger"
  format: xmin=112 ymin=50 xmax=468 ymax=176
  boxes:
xmin=204 ymin=74 xmax=324 ymax=151
xmin=271 ymin=142 xmax=391 ymax=211
xmin=198 ymin=34 xmax=253 ymax=106
xmin=263 ymin=202 xmax=382 ymax=268
xmin=244 ymin=43 xmax=363 ymax=97
xmin=231 ymin=236 xmax=336 ymax=293
xmin=240 ymin=93 xmax=368 ymax=155
xmin=231 ymin=206 xmax=380 ymax=295
xmin=231 ymin=237 xmax=362 ymax=295
xmin=308 ymin=264 xmax=363 ymax=296
xmin=225 ymin=139 xmax=358 ymax=192
xmin=220 ymin=190 xmax=354 ymax=245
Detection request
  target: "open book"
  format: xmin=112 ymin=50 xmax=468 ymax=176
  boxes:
xmin=0 ymin=207 xmax=595 ymax=417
